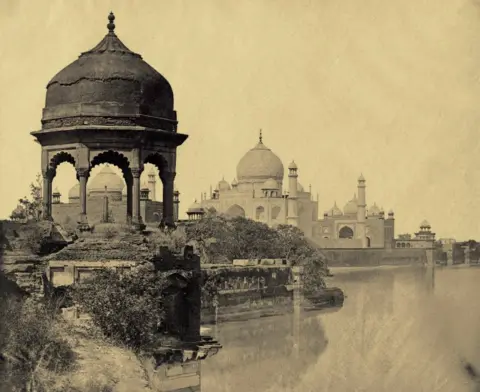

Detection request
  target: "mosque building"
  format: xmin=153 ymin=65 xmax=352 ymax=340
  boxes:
xmin=50 ymin=165 xmax=174 ymax=226
xmin=186 ymin=131 xmax=396 ymax=249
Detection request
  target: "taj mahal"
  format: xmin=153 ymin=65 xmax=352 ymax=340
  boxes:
xmin=186 ymin=131 xmax=398 ymax=250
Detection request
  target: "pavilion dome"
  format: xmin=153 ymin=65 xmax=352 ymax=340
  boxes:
xmin=329 ymin=202 xmax=343 ymax=217
xmin=368 ymin=203 xmax=381 ymax=216
xmin=42 ymin=13 xmax=175 ymax=129
xmin=236 ymin=133 xmax=284 ymax=183
xmin=218 ymin=178 xmax=231 ymax=191
xmin=343 ymin=194 xmax=358 ymax=215
xmin=262 ymin=178 xmax=279 ymax=190
xmin=187 ymin=200 xmax=204 ymax=215
xmin=88 ymin=165 xmax=125 ymax=197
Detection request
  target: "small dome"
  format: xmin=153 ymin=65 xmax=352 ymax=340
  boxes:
xmin=88 ymin=165 xmax=125 ymax=195
xmin=236 ymin=133 xmax=284 ymax=183
xmin=187 ymin=200 xmax=204 ymax=214
xmin=343 ymin=194 xmax=358 ymax=215
xmin=420 ymin=220 xmax=431 ymax=228
xmin=42 ymin=13 xmax=175 ymax=130
xmin=53 ymin=187 xmax=61 ymax=195
xmin=218 ymin=178 xmax=231 ymax=191
xmin=388 ymin=209 xmax=395 ymax=215
xmin=288 ymin=161 xmax=298 ymax=170
xmin=68 ymin=183 xmax=80 ymax=200
xmin=358 ymin=173 xmax=366 ymax=182
xmin=141 ymin=182 xmax=149 ymax=191
xmin=262 ymin=178 xmax=279 ymax=190
xmin=231 ymin=178 xmax=238 ymax=186
xmin=329 ymin=202 xmax=343 ymax=217
xmin=297 ymin=182 xmax=304 ymax=192
xmin=368 ymin=203 xmax=381 ymax=216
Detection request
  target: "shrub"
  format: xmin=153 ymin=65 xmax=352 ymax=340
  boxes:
xmin=70 ymin=267 xmax=169 ymax=351
xmin=0 ymin=291 xmax=76 ymax=392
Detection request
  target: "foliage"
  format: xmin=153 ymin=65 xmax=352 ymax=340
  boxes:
xmin=14 ymin=221 xmax=52 ymax=255
xmin=184 ymin=212 xmax=328 ymax=293
xmin=9 ymin=173 xmax=43 ymax=222
xmin=0 ymin=285 xmax=76 ymax=392
xmin=69 ymin=267 xmax=169 ymax=351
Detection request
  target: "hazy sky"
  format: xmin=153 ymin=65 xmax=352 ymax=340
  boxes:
xmin=0 ymin=0 xmax=479 ymax=239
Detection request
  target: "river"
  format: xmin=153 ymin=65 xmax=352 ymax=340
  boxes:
xmin=201 ymin=265 xmax=480 ymax=392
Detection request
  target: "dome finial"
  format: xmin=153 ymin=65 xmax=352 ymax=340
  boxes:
xmin=107 ymin=12 xmax=116 ymax=33
xmin=259 ymin=129 xmax=263 ymax=144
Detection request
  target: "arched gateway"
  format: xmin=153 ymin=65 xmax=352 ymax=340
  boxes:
xmin=31 ymin=13 xmax=188 ymax=230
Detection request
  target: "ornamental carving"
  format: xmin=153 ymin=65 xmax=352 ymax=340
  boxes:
xmin=42 ymin=116 xmax=176 ymax=131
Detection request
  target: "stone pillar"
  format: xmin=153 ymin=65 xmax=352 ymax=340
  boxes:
xmin=287 ymin=162 xmax=299 ymax=227
xmin=126 ymin=176 xmax=132 ymax=224
xmin=292 ymin=266 xmax=303 ymax=358
xmin=131 ymin=168 xmax=145 ymax=230
xmin=42 ymin=170 xmax=53 ymax=221
xmin=77 ymin=168 xmax=90 ymax=230
xmin=161 ymin=171 xmax=176 ymax=227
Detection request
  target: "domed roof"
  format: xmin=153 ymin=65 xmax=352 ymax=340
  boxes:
xmin=52 ymin=187 xmax=61 ymax=195
xmin=187 ymin=200 xmax=205 ymax=214
xmin=329 ymin=202 xmax=343 ymax=217
xmin=218 ymin=178 xmax=231 ymax=191
xmin=262 ymin=178 xmax=279 ymax=190
xmin=88 ymin=165 xmax=125 ymax=193
xmin=288 ymin=161 xmax=298 ymax=170
xmin=231 ymin=178 xmax=238 ymax=186
xmin=42 ymin=13 xmax=175 ymax=130
xmin=368 ymin=203 xmax=381 ymax=216
xmin=236 ymin=132 xmax=284 ymax=183
xmin=343 ymin=194 xmax=358 ymax=215
xmin=68 ymin=183 xmax=80 ymax=199
xmin=420 ymin=220 xmax=431 ymax=228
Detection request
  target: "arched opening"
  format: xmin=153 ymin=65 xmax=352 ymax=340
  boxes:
xmin=50 ymin=152 xmax=77 ymax=229
xmin=255 ymin=206 xmax=265 ymax=220
xmin=144 ymin=153 xmax=172 ymax=226
xmin=271 ymin=206 xmax=281 ymax=220
xmin=366 ymin=237 xmax=371 ymax=248
xmin=226 ymin=204 xmax=246 ymax=218
xmin=339 ymin=226 xmax=354 ymax=239
xmin=401 ymin=243 xmax=406 ymax=248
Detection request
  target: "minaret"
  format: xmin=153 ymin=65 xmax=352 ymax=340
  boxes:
xmin=356 ymin=174 xmax=367 ymax=247
xmin=287 ymin=161 xmax=299 ymax=227
xmin=147 ymin=167 xmax=156 ymax=201
xmin=173 ymin=188 xmax=180 ymax=222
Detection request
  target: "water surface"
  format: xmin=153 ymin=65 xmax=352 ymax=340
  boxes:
xmin=201 ymin=266 xmax=480 ymax=392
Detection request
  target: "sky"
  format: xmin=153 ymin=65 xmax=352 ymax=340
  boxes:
xmin=0 ymin=0 xmax=479 ymax=240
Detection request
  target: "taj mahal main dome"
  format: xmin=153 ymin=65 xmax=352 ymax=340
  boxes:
xmin=236 ymin=132 xmax=284 ymax=183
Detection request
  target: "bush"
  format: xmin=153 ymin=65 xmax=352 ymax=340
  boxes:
xmin=70 ymin=267 xmax=169 ymax=351
xmin=0 ymin=292 xmax=76 ymax=392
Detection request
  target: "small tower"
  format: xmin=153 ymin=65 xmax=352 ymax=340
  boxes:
xmin=52 ymin=188 xmax=61 ymax=204
xmin=384 ymin=209 xmax=395 ymax=249
xmin=356 ymin=174 xmax=367 ymax=248
xmin=287 ymin=161 xmax=299 ymax=227
xmin=173 ymin=188 xmax=180 ymax=222
xmin=140 ymin=183 xmax=150 ymax=201
xmin=147 ymin=167 xmax=156 ymax=202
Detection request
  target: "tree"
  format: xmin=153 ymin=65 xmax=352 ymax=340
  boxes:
xmin=10 ymin=173 xmax=43 ymax=222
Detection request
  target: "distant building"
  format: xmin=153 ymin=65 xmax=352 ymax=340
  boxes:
xmin=187 ymin=131 xmax=397 ymax=250
xmin=51 ymin=165 xmax=164 ymax=226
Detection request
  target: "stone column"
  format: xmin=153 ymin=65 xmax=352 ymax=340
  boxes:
xmin=42 ymin=170 xmax=53 ymax=221
xmin=77 ymin=168 xmax=90 ymax=230
xmin=125 ymin=176 xmax=133 ymax=224
xmin=161 ymin=171 xmax=176 ymax=227
xmin=131 ymin=167 xmax=145 ymax=230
